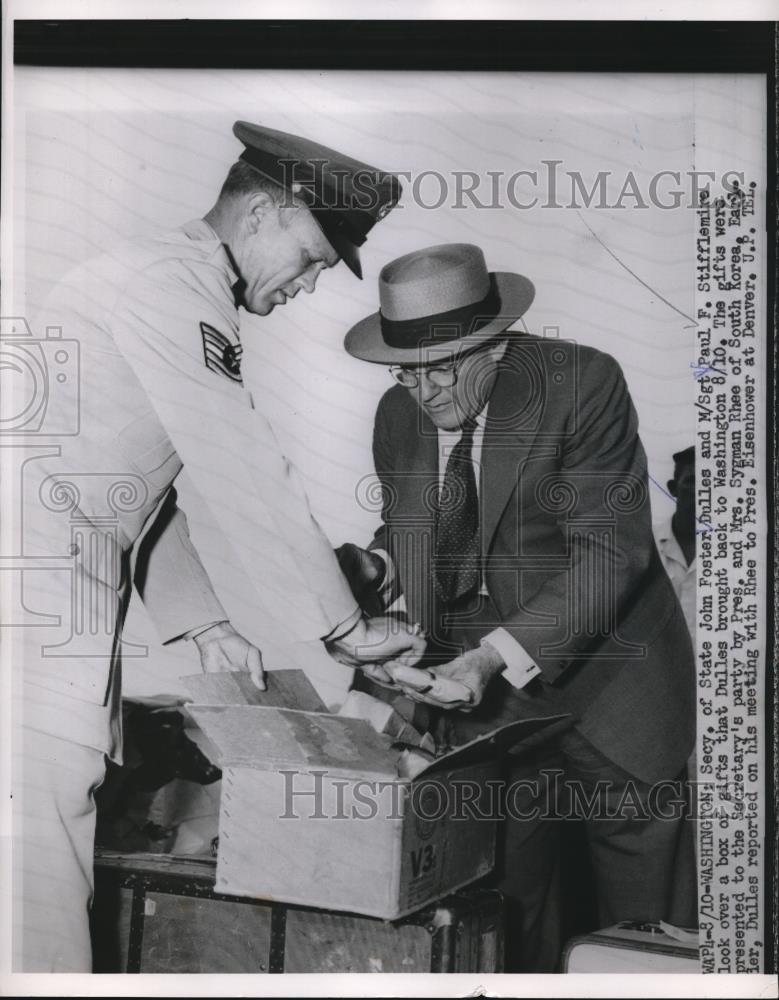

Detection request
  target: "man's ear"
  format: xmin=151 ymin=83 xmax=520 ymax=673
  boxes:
xmin=667 ymin=478 xmax=678 ymax=498
xmin=246 ymin=190 xmax=279 ymax=233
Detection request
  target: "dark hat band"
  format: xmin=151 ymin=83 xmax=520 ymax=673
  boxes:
xmin=379 ymin=275 xmax=502 ymax=350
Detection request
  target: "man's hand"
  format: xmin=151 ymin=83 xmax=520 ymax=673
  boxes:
xmin=326 ymin=616 xmax=426 ymax=674
xmin=389 ymin=643 xmax=505 ymax=711
xmin=335 ymin=543 xmax=387 ymax=615
xmin=193 ymin=621 xmax=266 ymax=690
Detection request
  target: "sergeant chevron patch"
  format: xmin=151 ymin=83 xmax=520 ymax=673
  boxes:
xmin=200 ymin=321 xmax=243 ymax=384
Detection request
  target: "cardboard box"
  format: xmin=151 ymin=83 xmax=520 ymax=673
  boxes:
xmin=188 ymin=682 xmax=566 ymax=920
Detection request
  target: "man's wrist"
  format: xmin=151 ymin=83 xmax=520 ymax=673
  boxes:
xmin=323 ymin=607 xmax=364 ymax=645
xmin=332 ymin=616 xmax=367 ymax=648
xmin=481 ymin=628 xmax=541 ymax=690
xmin=469 ymin=641 xmax=506 ymax=681
xmin=191 ymin=620 xmax=231 ymax=647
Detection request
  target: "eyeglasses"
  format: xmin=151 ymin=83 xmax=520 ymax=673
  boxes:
xmin=389 ymin=361 xmax=459 ymax=389
xmin=389 ymin=343 xmax=492 ymax=389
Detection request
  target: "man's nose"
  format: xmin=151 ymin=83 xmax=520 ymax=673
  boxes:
xmin=299 ymin=263 xmax=324 ymax=294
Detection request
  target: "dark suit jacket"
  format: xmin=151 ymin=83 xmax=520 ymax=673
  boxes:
xmin=370 ymin=335 xmax=694 ymax=785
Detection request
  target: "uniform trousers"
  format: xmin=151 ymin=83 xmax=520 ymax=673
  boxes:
xmin=13 ymin=726 xmax=106 ymax=972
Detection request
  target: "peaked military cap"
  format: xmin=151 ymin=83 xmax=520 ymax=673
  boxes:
xmin=233 ymin=121 xmax=402 ymax=279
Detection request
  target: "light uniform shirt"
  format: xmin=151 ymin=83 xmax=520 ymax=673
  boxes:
xmin=380 ymin=407 xmax=541 ymax=690
xmin=104 ymin=218 xmax=360 ymax=644
xmin=25 ymin=218 xmax=360 ymax=758
xmin=653 ymin=517 xmax=696 ymax=638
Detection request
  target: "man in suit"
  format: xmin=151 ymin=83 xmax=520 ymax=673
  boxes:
xmin=339 ymin=243 xmax=696 ymax=971
xmin=14 ymin=122 xmax=424 ymax=971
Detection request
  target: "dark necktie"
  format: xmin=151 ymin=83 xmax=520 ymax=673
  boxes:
xmin=434 ymin=419 xmax=480 ymax=604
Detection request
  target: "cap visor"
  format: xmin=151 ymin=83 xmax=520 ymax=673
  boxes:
xmin=334 ymin=237 xmax=362 ymax=279
xmin=310 ymin=213 xmax=362 ymax=278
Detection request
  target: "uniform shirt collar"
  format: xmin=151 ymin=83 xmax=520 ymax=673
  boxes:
xmin=181 ymin=217 xmax=240 ymax=287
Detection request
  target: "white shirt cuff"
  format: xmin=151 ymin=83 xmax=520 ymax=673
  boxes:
xmin=181 ymin=619 xmax=228 ymax=642
xmin=481 ymin=628 xmax=541 ymax=689
xmin=323 ymin=606 xmax=363 ymax=643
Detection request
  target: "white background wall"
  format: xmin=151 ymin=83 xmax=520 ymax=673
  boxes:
xmin=13 ymin=69 xmax=704 ymax=702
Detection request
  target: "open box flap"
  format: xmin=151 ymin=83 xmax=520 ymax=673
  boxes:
xmin=181 ymin=669 xmax=328 ymax=711
xmin=187 ymin=704 xmax=400 ymax=778
xmin=413 ymin=713 xmax=574 ymax=778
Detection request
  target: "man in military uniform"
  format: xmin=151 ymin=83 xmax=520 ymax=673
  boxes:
xmin=15 ymin=122 xmax=423 ymax=971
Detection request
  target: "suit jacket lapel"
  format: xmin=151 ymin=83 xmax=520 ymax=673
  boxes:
xmin=393 ymin=409 xmax=439 ymax=626
xmin=395 ymin=411 xmax=439 ymax=519
xmin=480 ymin=342 xmax=545 ymax=552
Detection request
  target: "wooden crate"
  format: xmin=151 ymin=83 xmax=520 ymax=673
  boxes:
xmin=91 ymin=850 xmax=504 ymax=974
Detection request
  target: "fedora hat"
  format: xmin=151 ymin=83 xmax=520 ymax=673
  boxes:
xmin=344 ymin=243 xmax=534 ymax=364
